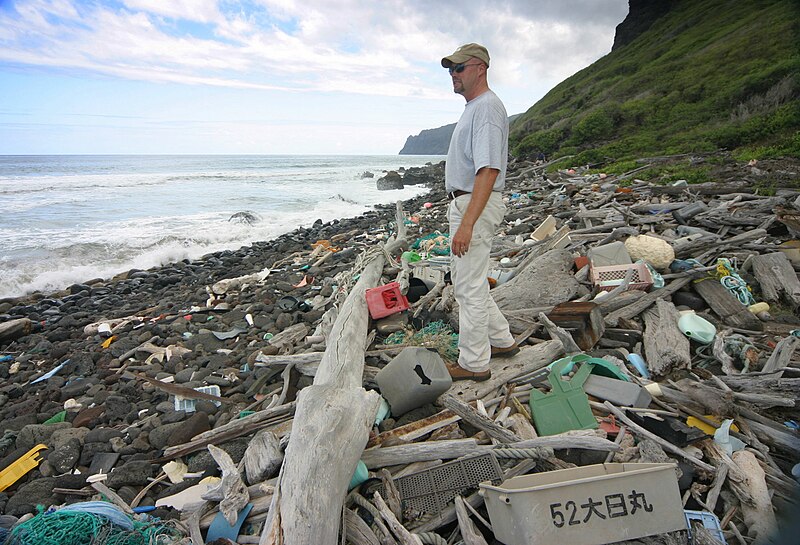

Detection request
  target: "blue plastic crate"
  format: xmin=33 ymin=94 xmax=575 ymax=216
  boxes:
xmin=685 ymin=509 xmax=726 ymax=544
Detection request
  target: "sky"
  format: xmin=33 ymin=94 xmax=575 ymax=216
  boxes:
xmin=0 ymin=0 xmax=629 ymax=155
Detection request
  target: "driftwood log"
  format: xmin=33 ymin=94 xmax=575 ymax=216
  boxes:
xmin=751 ymin=252 xmax=800 ymax=310
xmin=642 ymin=299 xmax=691 ymax=377
xmin=260 ymin=241 xmax=403 ymax=544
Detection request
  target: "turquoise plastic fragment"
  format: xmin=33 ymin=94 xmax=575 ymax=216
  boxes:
xmin=349 ymin=460 xmax=369 ymax=490
xmin=547 ymin=354 xmax=630 ymax=382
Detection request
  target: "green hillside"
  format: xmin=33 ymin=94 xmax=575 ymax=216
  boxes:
xmin=510 ymin=0 xmax=800 ymax=168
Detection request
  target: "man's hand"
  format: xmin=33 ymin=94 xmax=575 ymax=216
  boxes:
xmin=451 ymin=224 xmax=473 ymax=257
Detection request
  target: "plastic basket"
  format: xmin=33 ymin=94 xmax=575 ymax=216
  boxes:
xmin=591 ymin=262 xmax=653 ymax=292
xmin=685 ymin=509 xmax=727 ymax=544
xmin=391 ymin=453 xmax=502 ymax=515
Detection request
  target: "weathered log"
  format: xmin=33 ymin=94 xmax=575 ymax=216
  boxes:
xmin=537 ymin=312 xmax=581 ymax=354
xmin=454 ymin=496 xmax=489 ymax=545
xmin=642 ymin=299 xmax=691 ymax=378
xmin=719 ymin=373 xmax=800 ymax=396
xmin=261 ymin=243 xmax=399 ymax=545
xmin=492 ymin=249 xmax=580 ymax=311
xmin=344 ymin=509 xmax=382 ymax=545
xmin=691 ymin=278 xmax=763 ymax=330
xmin=161 ymin=401 xmax=295 ymax=460
xmin=603 ymin=401 xmax=715 ymax=473
xmin=751 ymin=252 xmax=800 ymax=310
xmin=603 ymin=276 xmax=693 ymax=327
xmin=732 ymin=449 xmax=778 ymax=545
xmin=243 ymin=430 xmax=283 ymax=484
xmin=672 ymin=228 xmax=765 ymax=259
xmin=373 ymin=492 xmax=423 ymax=545
xmin=361 ymin=439 xmax=481 ymax=469
xmin=762 ymin=335 xmax=800 ymax=375
xmin=447 ymin=340 xmax=564 ymax=403
xmin=204 ymin=444 xmax=249 ymax=525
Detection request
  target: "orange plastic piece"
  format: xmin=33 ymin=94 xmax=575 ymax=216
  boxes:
xmin=0 ymin=444 xmax=47 ymax=492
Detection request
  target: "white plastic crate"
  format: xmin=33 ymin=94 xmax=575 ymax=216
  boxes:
xmin=480 ymin=463 xmax=687 ymax=545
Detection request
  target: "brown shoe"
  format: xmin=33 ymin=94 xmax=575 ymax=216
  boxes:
xmin=445 ymin=361 xmax=492 ymax=382
xmin=491 ymin=343 xmax=520 ymax=358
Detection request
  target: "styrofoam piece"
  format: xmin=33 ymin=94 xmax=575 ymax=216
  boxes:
xmin=174 ymin=385 xmax=222 ymax=413
xmin=530 ymin=215 xmax=557 ymax=241
xmin=480 ymin=463 xmax=687 ymax=545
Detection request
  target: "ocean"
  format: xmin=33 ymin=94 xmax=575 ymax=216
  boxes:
xmin=0 ymin=155 xmax=443 ymax=300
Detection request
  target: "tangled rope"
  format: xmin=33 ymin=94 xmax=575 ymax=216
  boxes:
xmin=714 ymin=258 xmax=755 ymax=305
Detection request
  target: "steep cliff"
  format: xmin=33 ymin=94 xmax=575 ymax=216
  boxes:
xmin=612 ymin=0 xmax=677 ymax=51
xmin=398 ymin=123 xmax=455 ymax=155
xmin=510 ymin=0 xmax=799 ymax=163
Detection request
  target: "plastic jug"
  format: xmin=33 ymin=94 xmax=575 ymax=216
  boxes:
xmin=376 ymin=347 xmax=452 ymax=416
xmin=529 ymin=359 xmax=598 ymax=436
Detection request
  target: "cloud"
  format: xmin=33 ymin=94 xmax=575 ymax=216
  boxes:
xmin=0 ymin=0 xmax=628 ymax=101
xmin=122 ymin=0 xmax=223 ymax=24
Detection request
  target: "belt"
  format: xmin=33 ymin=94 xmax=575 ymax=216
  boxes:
xmin=447 ymin=190 xmax=470 ymax=200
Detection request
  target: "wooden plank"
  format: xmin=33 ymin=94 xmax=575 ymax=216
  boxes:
xmin=692 ymin=277 xmax=763 ymax=330
xmin=752 ymin=252 xmax=800 ymax=310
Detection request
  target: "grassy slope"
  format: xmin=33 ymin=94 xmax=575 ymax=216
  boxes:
xmin=509 ymin=0 xmax=800 ymax=166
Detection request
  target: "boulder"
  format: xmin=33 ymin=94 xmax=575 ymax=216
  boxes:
xmin=376 ymin=171 xmax=404 ymax=190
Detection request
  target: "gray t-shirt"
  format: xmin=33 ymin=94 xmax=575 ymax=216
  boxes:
xmin=445 ymin=90 xmax=508 ymax=193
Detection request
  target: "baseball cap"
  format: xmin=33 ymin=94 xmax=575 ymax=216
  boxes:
xmin=441 ymin=43 xmax=490 ymax=68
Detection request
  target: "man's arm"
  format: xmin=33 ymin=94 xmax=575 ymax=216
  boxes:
xmin=450 ymin=166 xmax=499 ymax=257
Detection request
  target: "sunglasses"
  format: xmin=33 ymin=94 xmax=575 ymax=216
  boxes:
xmin=448 ymin=62 xmax=482 ymax=74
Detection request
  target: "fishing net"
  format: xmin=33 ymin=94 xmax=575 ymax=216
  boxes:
xmin=384 ymin=320 xmax=459 ymax=362
xmin=5 ymin=506 xmax=182 ymax=545
xmin=411 ymin=232 xmax=450 ymax=256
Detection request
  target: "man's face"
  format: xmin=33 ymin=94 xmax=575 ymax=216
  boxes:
xmin=449 ymin=60 xmax=483 ymax=96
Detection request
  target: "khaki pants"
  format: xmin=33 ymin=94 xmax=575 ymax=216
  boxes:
xmin=448 ymin=192 xmax=515 ymax=372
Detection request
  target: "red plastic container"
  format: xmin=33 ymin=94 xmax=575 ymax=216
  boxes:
xmin=365 ymin=282 xmax=410 ymax=319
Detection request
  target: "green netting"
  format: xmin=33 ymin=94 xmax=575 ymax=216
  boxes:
xmin=384 ymin=320 xmax=459 ymax=362
xmin=6 ymin=507 xmax=182 ymax=545
xmin=411 ymin=232 xmax=450 ymax=256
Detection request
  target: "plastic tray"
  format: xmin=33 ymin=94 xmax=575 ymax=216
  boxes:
xmin=391 ymin=453 xmax=502 ymax=515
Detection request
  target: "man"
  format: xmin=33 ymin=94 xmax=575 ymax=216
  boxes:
xmin=441 ymin=43 xmax=519 ymax=382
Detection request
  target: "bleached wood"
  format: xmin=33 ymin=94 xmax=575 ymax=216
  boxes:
xmin=454 ymin=496 xmax=489 ymax=545
xmin=641 ymin=299 xmax=691 ymax=377
xmin=603 ymin=276 xmax=693 ymax=327
xmin=261 ymin=241 xmax=401 ymax=545
xmin=361 ymin=439 xmax=481 ymax=468
xmin=373 ymin=492 xmax=423 ymax=545
xmin=447 ymin=340 xmax=564 ymax=403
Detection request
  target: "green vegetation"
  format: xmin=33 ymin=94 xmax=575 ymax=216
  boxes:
xmin=510 ymin=0 xmax=800 ymax=164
